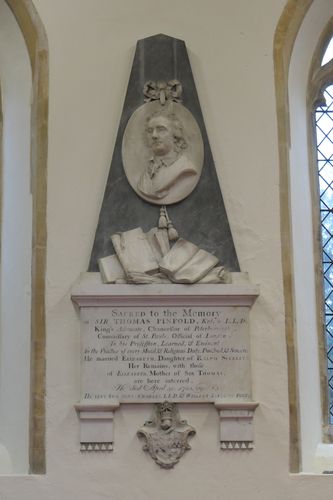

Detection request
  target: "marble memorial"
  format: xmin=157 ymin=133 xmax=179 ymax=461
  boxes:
xmin=72 ymin=34 xmax=259 ymax=467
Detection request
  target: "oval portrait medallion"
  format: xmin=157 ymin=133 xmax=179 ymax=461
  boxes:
xmin=122 ymin=101 xmax=204 ymax=205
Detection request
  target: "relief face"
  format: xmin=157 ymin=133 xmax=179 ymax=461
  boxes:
xmin=122 ymin=101 xmax=204 ymax=205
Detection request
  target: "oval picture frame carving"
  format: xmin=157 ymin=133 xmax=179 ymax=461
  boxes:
xmin=122 ymin=101 xmax=204 ymax=205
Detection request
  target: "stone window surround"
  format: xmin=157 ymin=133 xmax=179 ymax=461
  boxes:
xmin=0 ymin=0 xmax=48 ymax=474
xmin=275 ymin=0 xmax=333 ymax=473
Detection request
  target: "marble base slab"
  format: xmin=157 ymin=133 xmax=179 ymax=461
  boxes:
xmin=72 ymin=273 xmax=259 ymax=451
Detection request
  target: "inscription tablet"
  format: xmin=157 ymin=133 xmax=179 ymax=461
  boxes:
xmin=81 ymin=305 xmax=252 ymax=403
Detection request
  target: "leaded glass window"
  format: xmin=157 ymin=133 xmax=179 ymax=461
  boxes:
xmin=315 ymin=37 xmax=333 ymax=425
xmin=316 ymin=85 xmax=333 ymax=424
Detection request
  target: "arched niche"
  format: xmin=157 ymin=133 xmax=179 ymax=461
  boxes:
xmin=0 ymin=0 xmax=48 ymax=473
xmin=275 ymin=0 xmax=333 ymax=473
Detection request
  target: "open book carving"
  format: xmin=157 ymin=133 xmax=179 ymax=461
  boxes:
xmin=98 ymin=227 xmax=225 ymax=285
xmin=159 ymin=238 xmax=219 ymax=283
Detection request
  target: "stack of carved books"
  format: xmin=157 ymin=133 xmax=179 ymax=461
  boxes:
xmin=98 ymin=227 xmax=226 ymax=284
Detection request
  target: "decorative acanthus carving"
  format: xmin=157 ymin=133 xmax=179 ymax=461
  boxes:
xmin=137 ymin=402 xmax=195 ymax=468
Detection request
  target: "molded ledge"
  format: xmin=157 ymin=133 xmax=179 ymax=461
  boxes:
xmin=71 ymin=273 xmax=259 ymax=308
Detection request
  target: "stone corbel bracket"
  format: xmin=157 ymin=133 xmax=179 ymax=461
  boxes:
xmin=75 ymin=402 xmax=120 ymax=451
xmin=214 ymin=401 xmax=259 ymax=450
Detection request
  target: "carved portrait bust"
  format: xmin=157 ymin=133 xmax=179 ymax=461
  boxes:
xmin=122 ymin=101 xmax=204 ymax=205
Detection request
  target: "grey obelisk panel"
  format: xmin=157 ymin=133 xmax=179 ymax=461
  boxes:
xmin=88 ymin=34 xmax=239 ymax=272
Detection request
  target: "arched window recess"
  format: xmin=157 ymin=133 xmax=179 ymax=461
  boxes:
xmin=308 ymin=18 xmax=333 ymax=441
xmin=0 ymin=0 xmax=48 ymax=474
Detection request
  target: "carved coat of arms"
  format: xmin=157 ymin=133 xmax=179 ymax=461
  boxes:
xmin=137 ymin=402 xmax=196 ymax=469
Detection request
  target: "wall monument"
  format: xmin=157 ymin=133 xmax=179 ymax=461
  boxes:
xmin=72 ymin=34 xmax=259 ymax=468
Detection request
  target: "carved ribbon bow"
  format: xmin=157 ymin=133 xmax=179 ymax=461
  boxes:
xmin=143 ymin=79 xmax=182 ymax=105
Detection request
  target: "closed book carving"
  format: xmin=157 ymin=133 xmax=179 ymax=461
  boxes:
xmin=111 ymin=227 xmax=159 ymax=277
xmin=98 ymin=254 xmax=126 ymax=283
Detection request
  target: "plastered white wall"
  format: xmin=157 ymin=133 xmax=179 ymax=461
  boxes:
xmin=1 ymin=0 xmax=333 ymax=498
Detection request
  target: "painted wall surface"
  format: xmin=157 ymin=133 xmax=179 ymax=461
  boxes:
xmin=1 ymin=0 xmax=333 ymax=498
